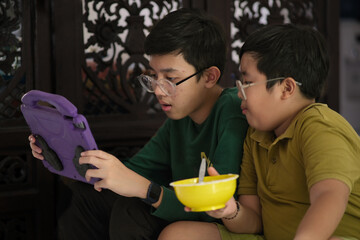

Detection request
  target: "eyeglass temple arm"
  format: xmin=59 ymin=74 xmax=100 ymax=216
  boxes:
xmin=175 ymin=68 xmax=207 ymax=86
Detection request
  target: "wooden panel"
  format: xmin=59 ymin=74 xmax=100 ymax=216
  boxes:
xmin=0 ymin=0 xmax=56 ymax=239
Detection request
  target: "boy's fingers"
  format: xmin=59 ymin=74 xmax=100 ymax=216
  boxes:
xmin=94 ymin=185 xmax=102 ymax=192
xmin=32 ymin=150 xmax=44 ymax=160
xmin=184 ymin=206 xmax=192 ymax=212
xmin=81 ymin=150 xmax=110 ymax=159
xmin=30 ymin=142 xmax=42 ymax=152
xmin=207 ymin=166 xmax=220 ymax=176
xmin=93 ymin=181 xmax=103 ymax=192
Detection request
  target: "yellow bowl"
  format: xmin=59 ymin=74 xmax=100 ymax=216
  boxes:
xmin=170 ymin=174 xmax=239 ymax=212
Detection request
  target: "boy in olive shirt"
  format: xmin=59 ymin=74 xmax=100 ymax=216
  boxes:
xmin=28 ymin=8 xmax=248 ymax=239
xmin=159 ymin=24 xmax=360 ymax=240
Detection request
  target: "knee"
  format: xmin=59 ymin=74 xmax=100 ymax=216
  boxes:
xmin=158 ymin=222 xmax=186 ymax=240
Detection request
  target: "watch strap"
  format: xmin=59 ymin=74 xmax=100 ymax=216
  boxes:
xmin=142 ymin=181 xmax=161 ymax=205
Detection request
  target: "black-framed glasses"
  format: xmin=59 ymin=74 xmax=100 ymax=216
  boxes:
xmin=137 ymin=68 xmax=206 ymax=96
xmin=236 ymin=77 xmax=302 ymax=100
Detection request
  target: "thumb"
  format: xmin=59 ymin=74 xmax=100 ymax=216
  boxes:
xmin=207 ymin=166 xmax=220 ymax=176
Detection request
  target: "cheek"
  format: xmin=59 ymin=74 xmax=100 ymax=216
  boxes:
xmin=247 ymin=112 xmax=274 ymax=132
xmin=246 ymin=96 xmax=274 ymax=129
xmin=175 ymin=82 xmax=201 ymax=103
xmin=171 ymin=90 xmax=193 ymax=112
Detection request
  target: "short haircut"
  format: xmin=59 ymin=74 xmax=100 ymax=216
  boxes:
xmin=240 ymin=24 xmax=329 ymax=99
xmin=144 ymin=8 xmax=227 ymax=81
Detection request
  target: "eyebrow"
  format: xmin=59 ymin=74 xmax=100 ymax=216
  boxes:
xmin=148 ymin=66 xmax=179 ymax=74
xmin=162 ymin=69 xmax=179 ymax=74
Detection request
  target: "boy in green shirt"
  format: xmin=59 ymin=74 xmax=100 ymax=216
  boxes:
xmin=159 ymin=25 xmax=360 ymax=240
xmin=28 ymin=8 xmax=248 ymax=239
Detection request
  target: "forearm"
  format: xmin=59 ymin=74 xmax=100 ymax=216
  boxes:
xmin=221 ymin=195 xmax=262 ymax=234
xmin=223 ymin=201 xmax=262 ymax=234
xmin=294 ymin=196 xmax=346 ymax=239
xmin=294 ymin=180 xmax=349 ymax=240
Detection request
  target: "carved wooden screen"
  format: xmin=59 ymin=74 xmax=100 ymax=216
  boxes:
xmin=230 ymin=0 xmax=317 ymax=75
xmin=0 ymin=0 xmax=56 ymax=239
xmin=227 ymin=0 xmax=338 ymax=107
xmin=0 ymin=1 xmax=25 ymax=120
xmin=81 ymin=0 xmax=182 ymax=116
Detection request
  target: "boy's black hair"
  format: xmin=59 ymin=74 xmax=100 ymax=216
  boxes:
xmin=144 ymin=8 xmax=227 ymax=81
xmin=239 ymin=24 xmax=329 ymax=99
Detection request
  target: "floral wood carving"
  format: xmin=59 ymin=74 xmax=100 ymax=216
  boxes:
xmin=0 ymin=216 xmax=27 ymax=239
xmin=230 ymin=0 xmax=316 ymax=78
xmin=0 ymin=155 xmax=27 ymax=185
xmin=81 ymin=0 xmax=182 ymax=115
xmin=0 ymin=0 xmax=24 ymax=120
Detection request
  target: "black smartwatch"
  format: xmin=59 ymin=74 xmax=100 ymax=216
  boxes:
xmin=142 ymin=181 xmax=162 ymax=205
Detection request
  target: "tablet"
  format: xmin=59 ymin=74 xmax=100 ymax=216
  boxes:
xmin=21 ymin=90 xmax=99 ymax=184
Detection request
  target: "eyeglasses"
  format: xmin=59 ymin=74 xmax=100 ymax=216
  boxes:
xmin=137 ymin=69 xmax=205 ymax=96
xmin=236 ymin=77 xmax=302 ymax=100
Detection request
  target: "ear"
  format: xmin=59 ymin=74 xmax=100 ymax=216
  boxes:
xmin=203 ymin=66 xmax=221 ymax=88
xmin=280 ymin=77 xmax=297 ymax=100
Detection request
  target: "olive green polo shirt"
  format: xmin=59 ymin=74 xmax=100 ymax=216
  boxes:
xmin=238 ymin=103 xmax=360 ymax=239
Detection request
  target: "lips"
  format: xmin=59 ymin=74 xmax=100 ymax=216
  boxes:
xmin=159 ymin=101 xmax=172 ymax=112
xmin=241 ymin=104 xmax=248 ymax=114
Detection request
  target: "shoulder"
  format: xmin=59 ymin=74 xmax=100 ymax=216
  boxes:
xmin=215 ymin=87 xmax=243 ymax=114
xmin=220 ymin=87 xmax=242 ymax=104
xmin=295 ymin=103 xmax=355 ymax=134
xmin=292 ymin=103 xmax=360 ymax=155
xmin=213 ymin=88 xmax=247 ymax=126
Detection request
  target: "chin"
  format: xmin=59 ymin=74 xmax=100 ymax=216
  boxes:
xmin=253 ymin=124 xmax=272 ymax=132
xmin=248 ymin=120 xmax=266 ymax=131
xmin=165 ymin=112 xmax=185 ymax=120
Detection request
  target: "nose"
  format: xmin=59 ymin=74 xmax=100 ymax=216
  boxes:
xmin=237 ymin=89 xmax=245 ymax=100
xmin=154 ymin=84 xmax=166 ymax=97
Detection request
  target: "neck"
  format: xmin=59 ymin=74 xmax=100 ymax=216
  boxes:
xmin=190 ymin=86 xmax=223 ymax=125
xmin=274 ymin=98 xmax=315 ymax=137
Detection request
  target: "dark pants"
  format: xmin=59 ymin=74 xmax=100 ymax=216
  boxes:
xmin=57 ymin=181 xmax=169 ymax=240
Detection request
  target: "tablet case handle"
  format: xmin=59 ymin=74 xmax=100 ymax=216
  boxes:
xmin=21 ymin=90 xmax=78 ymax=118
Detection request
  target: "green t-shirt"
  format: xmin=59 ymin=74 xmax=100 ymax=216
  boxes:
xmin=239 ymin=103 xmax=360 ymax=239
xmin=125 ymin=87 xmax=248 ymax=222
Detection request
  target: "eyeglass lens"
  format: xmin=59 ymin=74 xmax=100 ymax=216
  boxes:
xmin=138 ymin=75 xmax=175 ymax=96
xmin=153 ymin=79 xmax=174 ymax=96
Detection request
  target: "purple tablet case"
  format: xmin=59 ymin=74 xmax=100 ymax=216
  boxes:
xmin=21 ymin=90 xmax=98 ymax=184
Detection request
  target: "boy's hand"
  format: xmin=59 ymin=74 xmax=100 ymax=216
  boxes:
xmin=205 ymin=197 xmax=238 ymax=219
xmin=184 ymin=166 xmax=239 ymax=219
xmin=206 ymin=166 xmax=219 ymax=176
xmin=28 ymin=134 xmax=44 ymax=160
xmin=29 ymin=136 xmax=151 ymax=199
xmin=79 ymin=150 xmax=150 ymax=198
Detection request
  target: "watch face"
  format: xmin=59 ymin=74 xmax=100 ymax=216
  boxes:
xmin=148 ymin=182 xmax=161 ymax=203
